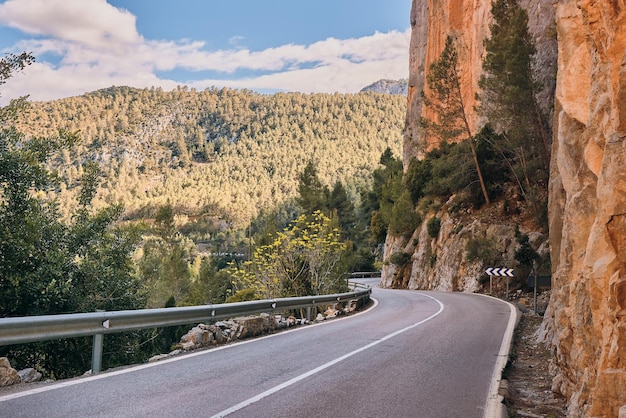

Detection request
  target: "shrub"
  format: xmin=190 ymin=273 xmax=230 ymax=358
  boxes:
xmin=389 ymin=190 xmax=421 ymax=236
xmin=389 ymin=251 xmax=412 ymax=267
xmin=429 ymin=253 xmax=437 ymax=267
xmin=466 ymin=237 xmax=498 ymax=264
xmin=226 ymin=288 xmax=258 ymax=303
xmin=427 ymin=216 xmax=441 ymax=238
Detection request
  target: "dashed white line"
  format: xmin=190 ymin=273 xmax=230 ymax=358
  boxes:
xmin=210 ymin=292 xmax=445 ymax=418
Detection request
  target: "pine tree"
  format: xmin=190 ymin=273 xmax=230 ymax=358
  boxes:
xmin=420 ymin=36 xmax=490 ymax=205
xmin=477 ymin=0 xmax=550 ymax=181
xmin=329 ymin=181 xmax=356 ymax=239
xmin=297 ymin=160 xmax=329 ymax=214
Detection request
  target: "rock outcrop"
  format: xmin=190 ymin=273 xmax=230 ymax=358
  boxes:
xmin=381 ymin=200 xmax=549 ymax=292
xmin=544 ymin=1 xmax=626 ymax=416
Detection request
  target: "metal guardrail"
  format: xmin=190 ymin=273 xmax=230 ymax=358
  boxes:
xmin=348 ymin=271 xmax=381 ymax=279
xmin=0 ymin=282 xmax=371 ymax=373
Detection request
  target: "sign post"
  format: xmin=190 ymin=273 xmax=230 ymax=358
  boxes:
xmin=527 ymin=275 xmax=552 ymax=314
xmin=485 ymin=268 xmax=515 ymax=298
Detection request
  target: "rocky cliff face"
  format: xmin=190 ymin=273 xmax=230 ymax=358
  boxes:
xmin=395 ymin=1 xmax=556 ymax=289
xmin=399 ymin=0 xmax=625 ymax=414
xmin=404 ymin=0 xmax=556 ymax=168
xmin=544 ymin=1 xmax=626 ymax=416
xmin=381 ymin=205 xmax=549 ymax=293
xmin=396 ymin=0 xmax=625 ymax=415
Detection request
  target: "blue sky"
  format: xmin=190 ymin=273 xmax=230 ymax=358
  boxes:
xmin=0 ymin=0 xmax=410 ymax=104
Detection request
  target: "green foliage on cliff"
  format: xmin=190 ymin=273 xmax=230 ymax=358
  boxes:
xmin=420 ymin=35 xmax=491 ymax=205
xmin=477 ymin=0 xmax=550 ymax=216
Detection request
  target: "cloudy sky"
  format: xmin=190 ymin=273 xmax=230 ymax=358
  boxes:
xmin=0 ymin=0 xmax=410 ymax=104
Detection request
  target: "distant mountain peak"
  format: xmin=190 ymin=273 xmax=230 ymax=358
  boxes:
xmin=360 ymin=79 xmax=408 ymax=95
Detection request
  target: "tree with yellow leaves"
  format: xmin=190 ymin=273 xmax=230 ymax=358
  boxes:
xmin=230 ymin=211 xmax=347 ymax=299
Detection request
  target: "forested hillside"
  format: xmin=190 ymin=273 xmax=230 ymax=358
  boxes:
xmin=1 ymin=76 xmax=406 ymax=377
xmin=15 ymin=87 xmax=405 ymax=226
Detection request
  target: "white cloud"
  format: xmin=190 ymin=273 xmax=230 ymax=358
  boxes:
xmin=0 ymin=0 xmax=141 ymax=50
xmin=0 ymin=0 xmax=409 ymax=104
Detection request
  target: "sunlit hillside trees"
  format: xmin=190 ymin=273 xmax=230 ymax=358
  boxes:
xmin=13 ymin=87 xmax=405 ymax=227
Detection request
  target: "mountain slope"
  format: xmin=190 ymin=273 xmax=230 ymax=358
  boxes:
xmin=360 ymin=79 xmax=408 ymax=95
xmin=15 ymin=87 xmax=405 ymax=226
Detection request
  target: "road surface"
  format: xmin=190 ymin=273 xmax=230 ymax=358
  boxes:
xmin=0 ymin=280 xmax=514 ymax=417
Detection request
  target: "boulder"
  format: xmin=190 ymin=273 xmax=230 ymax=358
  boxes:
xmin=148 ymin=354 xmax=169 ymax=363
xmin=0 ymin=357 xmax=21 ymax=387
xmin=179 ymin=324 xmax=213 ymax=350
xmin=17 ymin=368 xmax=42 ymax=383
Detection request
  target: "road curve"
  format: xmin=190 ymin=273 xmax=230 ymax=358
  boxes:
xmin=0 ymin=280 xmax=514 ymax=418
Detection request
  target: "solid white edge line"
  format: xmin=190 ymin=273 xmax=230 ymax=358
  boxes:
xmin=0 ymin=296 xmax=379 ymax=404
xmin=209 ymin=293 xmax=445 ymax=418
xmin=478 ymin=294 xmax=519 ymax=418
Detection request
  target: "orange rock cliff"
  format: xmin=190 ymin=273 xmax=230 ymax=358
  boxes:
xmin=404 ymin=0 xmax=626 ymax=415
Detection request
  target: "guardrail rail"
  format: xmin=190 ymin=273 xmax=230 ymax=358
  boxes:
xmin=0 ymin=280 xmax=373 ymax=374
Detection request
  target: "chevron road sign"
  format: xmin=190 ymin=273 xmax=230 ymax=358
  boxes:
xmin=485 ymin=267 xmax=514 ymax=277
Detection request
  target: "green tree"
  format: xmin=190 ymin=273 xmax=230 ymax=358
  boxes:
xmin=421 ymin=36 xmax=490 ymax=205
xmin=477 ymin=0 xmax=550 ymax=187
xmin=230 ymin=211 xmax=346 ymax=299
xmin=329 ymin=180 xmax=356 ymax=239
xmin=0 ymin=53 xmax=146 ymax=377
xmin=369 ymin=149 xmax=403 ymax=242
xmin=297 ymin=160 xmax=330 ymax=214
xmin=389 ymin=190 xmax=421 ymax=236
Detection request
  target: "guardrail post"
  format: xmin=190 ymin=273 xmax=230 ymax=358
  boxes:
xmin=306 ymin=306 xmax=311 ymax=322
xmin=533 ymin=275 xmax=538 ymax=315
xmin=91 ymin=309 xmax=105 ymax=375
xmin=92 ymin=332 xmax=103 ymax=374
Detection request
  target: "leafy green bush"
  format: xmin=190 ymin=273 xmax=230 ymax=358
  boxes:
xmin=226 ymin=288 xmax=258 ymax=302
xmin=514 ymin=232 xmax=539 ymax=266
xmin=427 ymin=216 xmax=441 ymax=238
xmin=389 ymin=251 xmax=412 ymax=267
xmin=466 ymin=237 xmax=498 ymax=264
xmin=389 ymin=190 xmax=421 ymax=236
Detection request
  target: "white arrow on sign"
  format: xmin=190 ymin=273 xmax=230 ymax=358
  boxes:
xmin=485 ymin=267 xmax=514 ymax=277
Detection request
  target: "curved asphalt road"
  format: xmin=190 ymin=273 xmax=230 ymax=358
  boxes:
xmin=0 ymin=280 xmax=514 ymax=417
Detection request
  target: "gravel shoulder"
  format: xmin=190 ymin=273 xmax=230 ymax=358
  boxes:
xmin=504 ymin=308 xmax=567 ymax=417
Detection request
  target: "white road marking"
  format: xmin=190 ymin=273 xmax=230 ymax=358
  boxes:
xmin=210 ymin=292 xmax=445 ymax=418
xmin=480 ymin=294 xmax=519 ymax=418
xmin=0 ymin=295 xmax=379 ymax=403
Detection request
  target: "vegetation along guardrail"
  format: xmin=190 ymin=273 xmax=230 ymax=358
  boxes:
xmin=0 ymin=281 xmax=372 ymax=374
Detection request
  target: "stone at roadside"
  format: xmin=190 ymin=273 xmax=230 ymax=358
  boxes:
xmin=344 ymin=299 xmax=358 ymax=313
xmin=18 ymin=367 xmax=42 ymax=383
xmin=148 ymin=354 xmax=169 ymax=363
xmin=179 ymin=323 xmax=214 ymax=351
xmin=0 ymin=358 xmax=20 ymax=387
xmin=324 ymin=306 xmax=339 ymax=318
xmin=315 ymin=313 xmax=325 ymax=322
